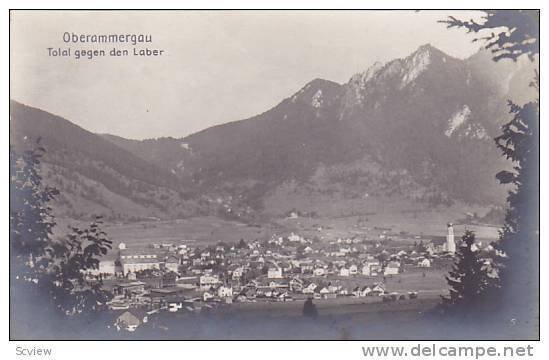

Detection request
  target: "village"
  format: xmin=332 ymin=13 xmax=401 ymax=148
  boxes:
xmin=89 ymin=223 xmax=500 ymax=332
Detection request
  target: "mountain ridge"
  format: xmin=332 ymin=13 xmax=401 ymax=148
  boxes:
xmin=11 ymin=44 xmax=534 ymax=222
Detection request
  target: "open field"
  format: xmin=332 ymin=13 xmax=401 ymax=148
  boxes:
xmin=116 ymin=295 xmax=529 ymax=340
xmin=94 ymin=216 xmax=280 ymax=248
xmin=54 ymin=212 xmax=500 ymax=250
xmin=266 ymin=192 xmax=502 ymax=238
xmin=224 ymin=294 xmax=441 ymax=317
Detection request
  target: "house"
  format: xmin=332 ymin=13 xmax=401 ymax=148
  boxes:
xmin=269 ymin=280 xmax=289 ymax=289
xmin=115 ymin=310 xmax=147 ymax=332
xmin=164 ymin=255 xmax=180 ymax=274
xmin=232 ymin=267 xmax=245 ymax=280
xmin=339 ymin=267 xmax=351 ymax=277
xmin=349 ymin=264 xmax=358 ymax=275
xmin=371 ymin=283 xmax=385 ymax=296
xmin=176 ymin=276 xmax=198 ymax=289
xmin=217 ymin=285 xmax=233 ymax=298
xmin=302 ymin=282 xmax=318 ymax=294
xmin=384 ymin=261 xmax=401 ymax=275
xmin=289 ymin=278 xmax=304 ymax=292
xmin=299 ymin=260 xmax=314 ymax=273
xmin=257 ymin=286 xmax=275 ymax=298
xmin=353 ymin=286 xmax=371 ymax=298
xmin=203 ymin=290 xmax=215 ymax=301
xmin=319 ymin=287 xmax=331 ymax=295
xmin=313 ymin=267 xmax=326 ymax=276
xmin=303 ymin=246 xmax=314 ymax=254
xmin=199 ymin=275 xmax=220 ymax=289
xmin=361 ymin=264 xmax=372 ymax=276
xmin=418 ymin=258 xmax=431 ymax=268
xmin=278 ymin=292 xmax=294 ymax=302
xmin=338 ymin=287 xmax=350 ymax=296
xmin=267 ymin=267 xmax=283 ymax=279
xmin=161 ymin=272 xmax=177 ymax=288
xmin=236 ymin=287 xmax=256 ymax=302
xmin=288 ymin=233 xmax=302 ymax=242
xmin=115 ymin=281 xmax=146 ymax=297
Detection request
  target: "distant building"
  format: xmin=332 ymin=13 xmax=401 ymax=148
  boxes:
xmin=446 ymin=223 xmax=456 ymax=254
xmin=115 ymin=310 xmax=144 ymax=332
xmin=217 ymin=285 xmax=233 ymax=298
xmin=232 ymin=267 xmax=245 ymax=280
xmin=164 ymin=255 xmax=180 ymax=274
xmin=426 ymin=223 xmax=458 ymax=255
xmin=288 ymin=233 xmax=302 ymax=242
xmin=384 ymin=261 xmax=400 ymax=275
xmin=268 ymin=267 xmax=283 ymax=279
xmin=119 ymin=248 xmax=164 ymax=275
xmin=349 ymin=264 xmax=358 ymax=275
xmin=418 ymin=258 xmax=431 ymax=268
xmin=362 ymin=260 xmax=381 ymax=276
xmin=313 ymin=267 xmax=326 ymax=276
xmin=199 ymin=275 xmax=220 ymax=289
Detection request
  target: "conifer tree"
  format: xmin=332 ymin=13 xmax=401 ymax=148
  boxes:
xmin=302 ymin=297 xmax=319 ymax=318
xmin=441 ymin=9 xmax=539 ymax=328
xmin=441 ymin=230 xmax=489 ymax=317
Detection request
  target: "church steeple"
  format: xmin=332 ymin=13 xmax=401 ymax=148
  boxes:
xmin=446 ymin=223 xmax=456 ymax=254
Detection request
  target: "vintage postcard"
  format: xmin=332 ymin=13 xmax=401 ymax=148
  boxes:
xmin=9 ymin=9 xmax=539 ymax=340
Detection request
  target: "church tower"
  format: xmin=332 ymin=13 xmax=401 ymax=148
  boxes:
xmin=446 ymin=223 xmax=456 ymax=254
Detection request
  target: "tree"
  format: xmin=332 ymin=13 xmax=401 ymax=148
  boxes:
xmin=440 ymin=10 xmax=538 ymax=62
xmin=46 ymin=219 xmax=113 ymax=315
xmin=440 ymin=231 xmax=490 ymax=317
xmin=302 ymin=298 xmax=318 ymax=318
xmin=236 ymin=238 xmax=248 ymax=249
xmin=10 ymin=143 xmax=58 ymax=282
xmin=441 ymin=10 xmax=539 ymax=328
xmin=492 ymin=80 xmax=539 ymax=322
xmin=10 ymin=142 xmax=113 ymax=336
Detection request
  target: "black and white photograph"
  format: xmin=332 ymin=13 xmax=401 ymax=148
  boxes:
xmin=8 ymin=9 xmax=540 ymax=342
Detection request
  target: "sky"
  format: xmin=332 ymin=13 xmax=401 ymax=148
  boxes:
xmin=10 ymin=10 xmax=485 ymax=140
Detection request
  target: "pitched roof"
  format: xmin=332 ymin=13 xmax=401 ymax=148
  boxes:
xmin=117 ymin=311 xmax=140 ymax=326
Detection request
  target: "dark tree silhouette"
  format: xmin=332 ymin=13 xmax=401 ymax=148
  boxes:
xmin=10 ymin=142 xmax=58 ymax=281
xmin=47 ymin=219 xmax=114 ymax=314
xmin=10 ymin=142 xmax=113 ymax=336
xmin=441 ymin=10 xmax=539 ymax=329
xmin=440 ymin=10 xmax=539 ymax=62
xmin=440 ymin=231 xmax=490 ymax=317
xmin=492 ymin=78 xmax=539 ymax=323
xmin=302 ymin=297 xmax=318 ymax=318
xmin=237 ymin=238 xmax=248 ymax=249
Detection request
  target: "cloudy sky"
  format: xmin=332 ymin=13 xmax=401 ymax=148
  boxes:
xmin=10 ymin=10 xmax=485 ymax=139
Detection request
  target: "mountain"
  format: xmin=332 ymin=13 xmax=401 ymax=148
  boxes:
xmin=105 ymin=45 xmax=522 ymax=212
xmin=10 ymin=101 xmax=211 ymax=221
xmin=12 ymin=44 xmax=536 ymax=222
